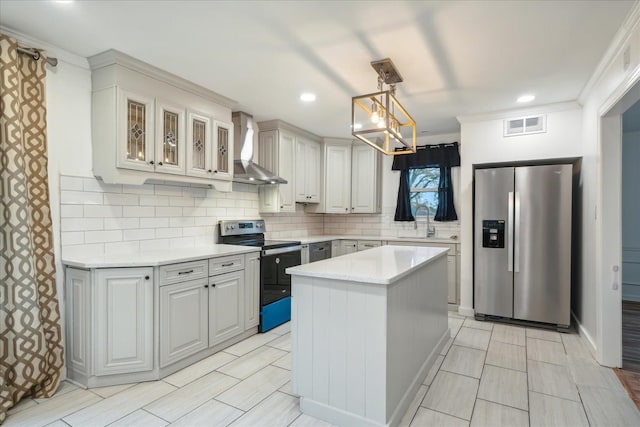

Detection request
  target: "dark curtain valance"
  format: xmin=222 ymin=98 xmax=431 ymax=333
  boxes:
xmin=391 ymin=142 xmax=460 ymax=170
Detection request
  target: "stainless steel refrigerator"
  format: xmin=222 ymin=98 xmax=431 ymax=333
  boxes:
xmin=474 ymin=164 xmax=572 ymax=328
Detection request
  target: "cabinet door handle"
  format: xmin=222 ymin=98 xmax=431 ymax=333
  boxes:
xmin=144 ymin=275 xmax=150 ymax=280
xmin=221 ymin=262 xmax=234 ymax=267
xmin=158 ymin=161 xmax=163 ymax=166
xmin=149 ymin=161 xmax=154 ymax=165
xmin=178 ymin=270 xmax=194 ymax=275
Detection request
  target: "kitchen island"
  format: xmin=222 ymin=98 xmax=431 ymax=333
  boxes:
xmin=287 ymin=245 xmax=450 ymax=427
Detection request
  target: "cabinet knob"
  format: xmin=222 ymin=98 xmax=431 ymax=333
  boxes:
xmin=213 ymin=170 xmax=218 ymax=174
xmin=158 ymin=161 xmax=163 ymax=166
xmin=204 ymin=284 xmax=209 ymax=288
xmin=211 ymin=284 xmax=216 ymax=288
xmin=280 ymin=206 xmax=284 ymax=209
xmin=149 ymin=161 xmax=154 ymax=165
xmin=208 ymin=169 xmax=213 ymax=173
xmin=345 ymin=208 xmax=348 ymax=211
xmin=144 ymin=275 xmax=150 ymax=280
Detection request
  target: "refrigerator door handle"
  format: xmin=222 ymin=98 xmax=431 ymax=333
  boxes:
xmin=508 ymin=192 xmax=514 ymax=272
xmin=514 ymin=191 xmax=521 ymax=273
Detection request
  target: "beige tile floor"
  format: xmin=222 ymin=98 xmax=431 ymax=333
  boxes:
xmin=6 ymin=314 xmax=640 ymax=427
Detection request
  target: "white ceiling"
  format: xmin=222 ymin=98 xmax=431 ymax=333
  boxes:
xmin=0 ymin=0 xmax=635 ymax=138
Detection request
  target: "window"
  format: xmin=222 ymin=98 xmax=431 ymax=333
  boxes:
xmin=409 ymin=168 xmax=439 ymax=217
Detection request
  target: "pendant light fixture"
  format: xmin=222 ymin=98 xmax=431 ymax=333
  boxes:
xmin=352 ymin=58 xmax=416 ymax=155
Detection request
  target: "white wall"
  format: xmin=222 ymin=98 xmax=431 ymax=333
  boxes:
xmin=457 ymin=105 xmax=584 ymax=316
xmin=621 ymin=129 xmax=640 ymax=301
xmin=576 ymin=2 xmax=640 ymax=365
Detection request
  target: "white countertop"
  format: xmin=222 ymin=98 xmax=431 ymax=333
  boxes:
xmin=62 ymin=244 xmax=260 ymax=268
xmin=296 ymin=235 xmax=459 ymax=245
xmin=286 ymin=245 xmax=449 ymax=285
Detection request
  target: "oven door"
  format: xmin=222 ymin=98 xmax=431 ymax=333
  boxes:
xmin=260 ymin=245 xmax=302 ymax=306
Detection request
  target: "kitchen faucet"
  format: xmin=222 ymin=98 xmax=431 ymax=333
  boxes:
xmin=425 ymin=206 xmax=436 ymax=238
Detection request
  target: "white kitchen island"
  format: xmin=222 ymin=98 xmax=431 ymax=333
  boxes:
xmin=286 ymin=245 xmax=450 ymax=427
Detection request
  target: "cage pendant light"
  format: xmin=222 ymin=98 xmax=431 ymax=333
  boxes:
xmin=352 ymin=58 xmax=416 ymax=155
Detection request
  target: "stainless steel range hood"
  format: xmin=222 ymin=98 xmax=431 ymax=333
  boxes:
xmin=232 ymin=111 xmax=286 ymax=184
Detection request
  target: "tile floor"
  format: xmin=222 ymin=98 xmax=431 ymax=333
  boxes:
xmin=6 ymin=313 xmax=640 ymax=427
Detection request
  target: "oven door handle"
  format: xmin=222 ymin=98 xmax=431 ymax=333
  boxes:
xmin=262 ymin=245 xmax=303 ymax=257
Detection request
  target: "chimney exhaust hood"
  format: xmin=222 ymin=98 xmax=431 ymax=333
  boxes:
xmin=232 ymin=111 xmax=286 ymax=185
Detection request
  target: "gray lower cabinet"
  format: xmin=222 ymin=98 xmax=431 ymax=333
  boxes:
xmin=209 ymin=270 xmax=244 ymax=346
xmin=94 ymin=267 xmax=154 ymax=376
xmin=65 ymin=251 xmax=260 ymax=387
xmin=341 ymin=240 xmax=358 ymax=255
xmin=244 ymin=252 xmax=260 ymax=329
xmin=159 ymin=277 xmax=209 ymax=368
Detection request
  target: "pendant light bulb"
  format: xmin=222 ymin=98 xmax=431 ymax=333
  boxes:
xmin=370 ymin=103 xmax=379 ymax=124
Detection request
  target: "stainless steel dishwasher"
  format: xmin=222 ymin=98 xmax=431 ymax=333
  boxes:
xmin=309 ymin=241 xmax=332 ymax=262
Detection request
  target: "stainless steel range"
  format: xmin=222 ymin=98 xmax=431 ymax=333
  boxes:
xmin=218 ymin=219 xmax=301 ymax=332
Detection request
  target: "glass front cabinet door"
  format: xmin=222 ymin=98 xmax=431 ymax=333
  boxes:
xmin=186 ymin=111 xmax=213 ymax=178
xmin=213 ymin=120 xmax=234 ymax=180
xmin=117 ymin=89 xmax=155 ymax=172
xmin=155 ymin=99 xmax=186 ymax=176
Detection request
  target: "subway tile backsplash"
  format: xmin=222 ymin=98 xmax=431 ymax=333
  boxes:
xmin=59 ymin=175 xmax=459 ymax=258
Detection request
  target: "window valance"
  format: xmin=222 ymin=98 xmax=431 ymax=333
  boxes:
xmin=391 ymin=142 xmax=460 ymax=170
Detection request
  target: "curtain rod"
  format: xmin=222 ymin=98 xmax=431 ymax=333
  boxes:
xmin=17 ymin=46 xmax=58 ymax=67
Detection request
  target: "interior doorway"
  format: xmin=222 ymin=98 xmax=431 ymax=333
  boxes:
xmin=622 ymin=99 xmax=640 ymax=372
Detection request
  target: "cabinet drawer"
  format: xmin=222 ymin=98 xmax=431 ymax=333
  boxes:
xmin=209 ymin=254 xmax=245 ymax=276
xmin=357 ymin=240 xmax=381 ymax=251
xmin=159 ymin=260 xmax=208 ymax=286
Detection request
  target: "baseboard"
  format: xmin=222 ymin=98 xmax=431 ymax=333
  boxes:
xmin=458 ymin=305 xmax=474 ymax=317
xmin=571 ymin=310 xmax=598 ymax=360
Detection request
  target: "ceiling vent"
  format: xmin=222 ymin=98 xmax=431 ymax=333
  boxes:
xmin=504 ymin=114 xmax=546 ymax=137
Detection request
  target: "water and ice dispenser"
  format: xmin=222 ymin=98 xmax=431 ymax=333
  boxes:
xmin=482 ymin=220 xmax=505 ymax=248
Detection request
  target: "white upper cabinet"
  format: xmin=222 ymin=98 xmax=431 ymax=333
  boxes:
xmin=258 ymin=127 xmax=296 ymax=213
xmin=186 ymin=110 xmax=213 ymax=179
xmin=258 ymin=120 xmax=322 ymax=213
xmin=277 ymin=131 xmax=296 ymax=211
xmin=306 ymin=139 xmax=382 ymax=214
xmin=324 ymin=142 xmax=352 ymax=213
xmin=295 ymin=137 xmax=321 ymax=203
xmin=89 ymin=50 xmax=235 ymax=190
xmin=213 ymin=120 xmax=234 ymax=180
xmin=351 ymin=143 xmax=382 ymax=213
xmin=155 ymin=99 xmax=186 ymax=176
xmin=117 ymin=89 xmax=155 ymax=172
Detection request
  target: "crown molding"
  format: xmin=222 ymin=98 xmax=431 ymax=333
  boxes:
xmin=456 ymin=101 xmax=581 ymax=124
xmin=0 ymin=25 xmax=89 ymax=69
xmin=88 ymin=49 xmax=237 ymax=109
xmin=256 ymin=119 xmax=322 ymax=141
xmin=578 ymin=1 xmax=640 ymax=104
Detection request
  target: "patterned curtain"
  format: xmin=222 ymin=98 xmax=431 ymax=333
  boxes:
xmin=0 ymin=34 xmax=64 ymax=422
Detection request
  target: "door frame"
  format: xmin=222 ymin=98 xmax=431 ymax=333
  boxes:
xmin=597 ymin=66 xmax=640 ymax=367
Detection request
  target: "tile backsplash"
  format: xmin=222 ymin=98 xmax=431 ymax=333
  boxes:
xmin=59 ymin=174 xmax=460 ymax=258
xmin=323 ymin=207 xmax=460 ymax=240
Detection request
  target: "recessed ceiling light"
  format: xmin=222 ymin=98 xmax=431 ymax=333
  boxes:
xmin=517 ymin=94 xmax=535 ymax=103
xmin=300 ymin=93 xmax=316 ymax=102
